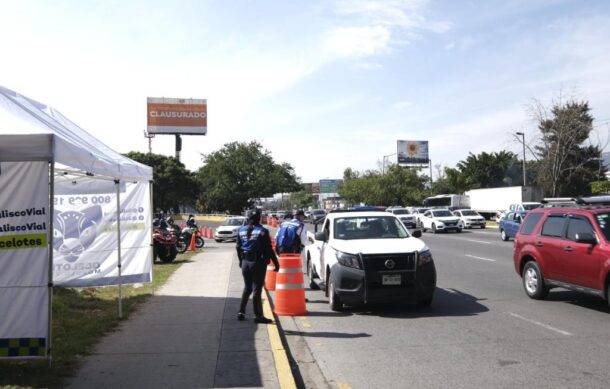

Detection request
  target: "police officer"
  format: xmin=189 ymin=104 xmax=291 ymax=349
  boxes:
xmin=275 ymin=210 xmax=308 ymax=254
xmin=236 ymin=208 xmax=280 ymax=323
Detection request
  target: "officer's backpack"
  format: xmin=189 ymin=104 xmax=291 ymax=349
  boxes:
xmin=276 ymin=220 xmax=302 ymax=252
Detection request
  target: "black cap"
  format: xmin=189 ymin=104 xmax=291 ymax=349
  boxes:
xmin=295 ymin=210 xmax=305 ymax=217
xmin=246 ymin=208 xmax=261 ymax=222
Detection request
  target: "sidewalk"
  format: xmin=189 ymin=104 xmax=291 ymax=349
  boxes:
xmin=66 ymin=242 xmax=287 ymax=389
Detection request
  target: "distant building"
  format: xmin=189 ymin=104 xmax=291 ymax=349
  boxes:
xmin=603 ymin=152 xmax=610 ymax=179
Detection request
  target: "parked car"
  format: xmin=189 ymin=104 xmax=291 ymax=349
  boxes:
xmin=408 ymin=207 xmax=431 ymax=228
xmin=452 ymin=209 xmax=486 ymax=229
xmin=214 ymin=216 xmax=247 ymax=242
xmin=310 ymin=209 xmax=327 ymax=223
xmin=499 ymin=211 xmax=527 ymax=241
xmin=419 ymin=209 xmax=463 ymax=233
xmin=513 ymin=197 xmax=610 ymax=309
xmin=385 ymin=207 xmax=417 ymax=228
xmin=306 ymin=209 xmax=436 ymax=311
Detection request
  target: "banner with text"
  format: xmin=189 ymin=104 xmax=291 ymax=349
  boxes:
xmin=0 ymin=161 xmax=49 ymax=358
xmin=52 ymin=179 xmax=152 ymax=287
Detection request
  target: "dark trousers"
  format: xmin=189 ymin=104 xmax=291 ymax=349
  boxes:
xmin=239 ymin=259 xmax=267 ymax=318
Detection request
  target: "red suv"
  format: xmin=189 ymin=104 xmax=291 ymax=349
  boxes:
xmin=513 ymin=198 xmax=610 ymax=310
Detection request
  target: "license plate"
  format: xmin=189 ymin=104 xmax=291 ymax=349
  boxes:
xmin=382 ymin=274 xmax=401 ymax=285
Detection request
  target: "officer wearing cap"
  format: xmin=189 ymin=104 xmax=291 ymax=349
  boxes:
xmin=236 ymin=208 xmax=279 ymax=323
xmin=275 ymin=210 xmax=308 ymax=254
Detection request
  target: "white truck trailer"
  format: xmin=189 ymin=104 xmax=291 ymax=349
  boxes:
xmin=464 ymin=186 xmax=543 ymax=220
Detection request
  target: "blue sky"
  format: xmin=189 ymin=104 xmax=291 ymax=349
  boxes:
xmin=2 ymin=0 xmax=610 ymax=183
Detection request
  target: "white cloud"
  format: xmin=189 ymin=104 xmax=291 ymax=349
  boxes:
xmin=322 ymin=25 xmax=392 ymax=58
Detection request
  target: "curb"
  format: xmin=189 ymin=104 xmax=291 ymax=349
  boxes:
xmin=263 ymin=289 xmax=298 ymax=389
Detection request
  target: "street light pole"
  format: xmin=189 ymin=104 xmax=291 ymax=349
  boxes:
xmin=516 ymin=132 xmax=526 ymax=186
xmin=382 ymin=153 xmax=397 ymax=174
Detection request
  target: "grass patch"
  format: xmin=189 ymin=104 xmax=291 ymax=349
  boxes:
xmin=0 ymin=252 xmax=197 ymax=389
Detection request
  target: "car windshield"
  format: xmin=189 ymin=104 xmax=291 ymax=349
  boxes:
xmin=392 ymin=209 xmax=409 ymax=214
xmin=461 ymin=210 xmax=478 ymax=216
xmin=417 ymin=208 xmax=430 ymax=213
xmin=223 ymin=218 xmax=245 ymax=226
xmin=313 ymin=210 xmax=326 ymax=216
xmin=595 ymin=212 xmax=610 ymax=241
xmin=333 ymin=216 xmax=409 ymax=240
xmin=432 ymin=210 xmax=452 ymax=217
xmin=523 ymin=203 xmax=541 ymax=210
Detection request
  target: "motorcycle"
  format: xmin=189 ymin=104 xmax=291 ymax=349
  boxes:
xmin=153 ymin=226 xmax=179 ymax=263
xmin=176 ymin=225 xmax=204 ymax=254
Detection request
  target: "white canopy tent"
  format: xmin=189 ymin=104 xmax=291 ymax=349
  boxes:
xmin=0 ymin=85 xmax=153 ymax=361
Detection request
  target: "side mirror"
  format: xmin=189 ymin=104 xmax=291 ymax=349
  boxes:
xmin=575 ymin=232 xmax=597 ymax=245
xmin=411 ymin=229 xmax=422 ymax=238
xmin=314 ymin=231 xmax=327 ymax=241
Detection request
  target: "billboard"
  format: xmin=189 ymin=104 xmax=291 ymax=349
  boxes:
xmin=397 ymin=140 xmax=429 ymax=165
xmin=147 ymin=97 xmax=207 ymax=135
xmin=311 ymin=183 xmax=320 ymax=194
xmin=319 ymin=179 xmax=342 ymax=194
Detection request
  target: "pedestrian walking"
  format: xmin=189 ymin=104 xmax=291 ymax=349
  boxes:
xmin=275 ymin=210 xmax=308 ymax=254
xmin=236 ymin=208 xmax=280 ymax=323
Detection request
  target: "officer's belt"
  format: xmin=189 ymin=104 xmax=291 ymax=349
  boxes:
xmin=242 ymin=251 xmax=259 ymax=261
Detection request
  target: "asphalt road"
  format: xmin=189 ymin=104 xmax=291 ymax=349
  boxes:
xmin=283 ymin=225 xmax=610 ymax=389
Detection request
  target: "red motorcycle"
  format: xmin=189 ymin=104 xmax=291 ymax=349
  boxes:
xmin=153 ymin=226 xmax=179 ymax=263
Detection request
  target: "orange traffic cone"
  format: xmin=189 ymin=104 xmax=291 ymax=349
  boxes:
xmin=273 ymin=254 xmax=307 ymax=316
xmin=188 ymin=231 xmax=197 ymax=251
xmin=265 ymin=263 xmax=277 ymax=291
xmin=203 ymin=226 xmax=210 ymax=238
xmin=208 ymin=226 xmax=214 ymax=239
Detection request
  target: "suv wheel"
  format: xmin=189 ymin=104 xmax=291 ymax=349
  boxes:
xmin=432 ymin=223 xmax=437 ymax=234
xmin=501 ymin=229 xmax=509 ymax=241
xmin=329 ymin=278 xmax=343 ymax=311
xmin=416 ymin=294 xmax=433 ymax=308
xmin=522 ymin=261 xmax=548 ymax=300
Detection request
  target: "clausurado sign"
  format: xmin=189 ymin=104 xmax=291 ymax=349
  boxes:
xmin=147 ymin=97 xmax=207 ymax=135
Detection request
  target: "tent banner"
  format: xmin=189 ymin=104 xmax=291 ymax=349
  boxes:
xmin=0 ymin=161 xmax=49 ymax=358
xmin=53 ymin=180 xmax=152 ymax=287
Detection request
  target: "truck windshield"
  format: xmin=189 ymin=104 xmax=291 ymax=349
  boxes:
xmin=334 ymin=216 xmax=409 ymax=240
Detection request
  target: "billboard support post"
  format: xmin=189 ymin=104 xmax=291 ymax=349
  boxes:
xmin=175 ymin=134 xmax=182 ymax=161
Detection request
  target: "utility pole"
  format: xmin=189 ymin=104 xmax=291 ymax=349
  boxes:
xmin=516 ymin=132 xmax=526 ymax=186
xmin=144 ymin=130 xmax=154 ymax=153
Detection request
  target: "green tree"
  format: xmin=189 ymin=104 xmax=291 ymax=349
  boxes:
xmin=532 ymin=99 xmax=606 ymax=196
xmin=456 ymin=151 xmax=521 ymax=189
xmin=197 ymin=141 xmax=301 ymax=214
xmin=339 ymin=165 xmax=427 ymax=206
xmin=289 ymin=190 xmax=315 ymax=209
xmin=124 ymin=152 xmax=199 ymax=213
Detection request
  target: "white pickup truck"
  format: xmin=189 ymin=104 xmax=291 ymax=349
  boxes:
xmin=305 ymin=210 xmax=436 ymax=311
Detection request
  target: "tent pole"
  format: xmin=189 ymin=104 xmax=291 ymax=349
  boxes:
xmin=150 ymin=181 xmax=155 ymax=296
xmin=116 ymin=180 xmax=123 ymax=318
xmin=47 ymin=161 xmax=55 ymax=367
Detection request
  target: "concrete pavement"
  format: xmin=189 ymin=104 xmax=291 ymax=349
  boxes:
xmin=66 ymin=241 xmax=293 ymax=389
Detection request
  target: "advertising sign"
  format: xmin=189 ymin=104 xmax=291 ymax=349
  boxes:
xmin=52 ymin=180 xmax=152 ymax=287
xmin=311 ymin=183 xmax=320 ymax=194
xmin=147 ymin=97 xmax=207 ymax=135
xmin=397 ymin=140 xmax=429 ymax=165
xmin=319 ymin=179 xmax=343 ymax=194
xmin=0 ymin=161 xmax=49 ymax=358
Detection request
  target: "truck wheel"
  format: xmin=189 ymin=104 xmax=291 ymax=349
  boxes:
xmin=307 ymin=258 xmax=319 ymax=290
xmin=522 ymin=261 xmax=548 ymax=300
xmin=329 ymin=279 xmax=343 ymax=312
xmin=501 ymin=229 xmax=509 ymax=241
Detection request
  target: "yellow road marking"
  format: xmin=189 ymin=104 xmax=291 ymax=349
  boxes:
xmin=263 ymin=290 xmax=297 ymax=389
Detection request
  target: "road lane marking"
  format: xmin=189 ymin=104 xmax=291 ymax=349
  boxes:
xmin=466 ymin=239 xmax=492 ymax=245
xmin=465 ymin=254 xmax=496 ymax=262
xmin=508 ymin=312 xmax=572 ymax=336
xmin=444 ymin=288 xmax=458 ymax=294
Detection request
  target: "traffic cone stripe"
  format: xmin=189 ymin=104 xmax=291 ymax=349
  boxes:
xmin=278 ymin=268 xmax=302 ymax=273
xmin=275 ymin=283 xmax=305 ymax=290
